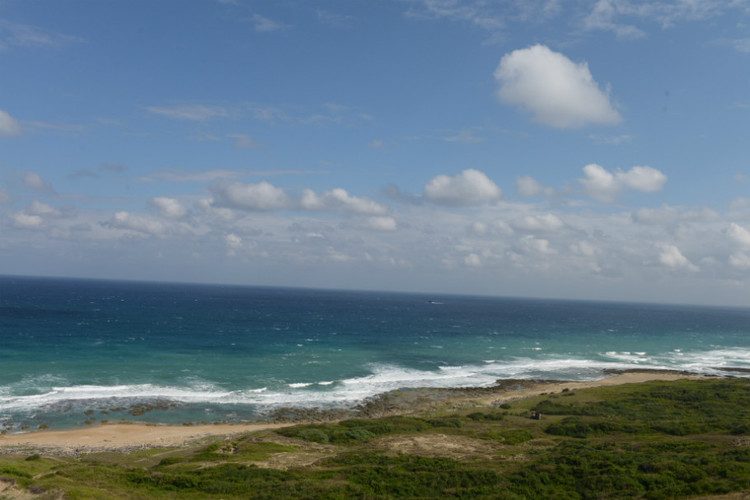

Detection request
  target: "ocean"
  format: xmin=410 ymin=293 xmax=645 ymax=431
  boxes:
xmin=1 ymin=275 xmax=748 ymax=432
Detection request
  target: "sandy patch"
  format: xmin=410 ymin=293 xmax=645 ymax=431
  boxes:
xmin=0 ymin=423 xmax=292 ymax=453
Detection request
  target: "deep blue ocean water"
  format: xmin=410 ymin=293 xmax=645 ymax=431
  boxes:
xmin=1 ymin=276 xmax=748 ymax=432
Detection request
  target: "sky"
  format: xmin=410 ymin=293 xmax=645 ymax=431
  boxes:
xmin=1 ymin=0 xmax=749 ymax=307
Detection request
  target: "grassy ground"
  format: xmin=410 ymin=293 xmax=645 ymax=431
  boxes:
xmin=1 ymin=378 xmax=749 ymax=499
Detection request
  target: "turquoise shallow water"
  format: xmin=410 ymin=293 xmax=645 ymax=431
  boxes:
xmin=1 ymin=276 xmax=748 ymax=431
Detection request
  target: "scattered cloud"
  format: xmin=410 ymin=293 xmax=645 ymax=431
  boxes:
xmin=727 ymin=223 xmax=750 ymax=249
xmin=10 ymin=212 xmax=44 ymax=229
xmin=228 ymin=133 xmax=263 ymax=149
xmin=150 ymin=197 xmax=188 ymax=218
xmin=317 ymin=9 xmax=354 ymax=27
xmin=442 ymin=129 xmax=486 ymax=144
xmin=251 ymin=14 xmax=287 ymax=33
xmin=710 ymin=37 xmax=750 ymax=53
xmin=516 ymin=175 xmax=553 ymax=197
xmin=300 ymin=188 xmax=388 ymax=215
xmin=658 ymin=244 xmax=698 ymax=271
xmin=0 ymin=19 xmax=83 ymax=50
xmin=495 ymin=44 xmax=622 ymax=128
xmin=404 ymin=0 xmax=506 ymax=40
xmin=22 ymin=171 xmax=55 ymax=192
xmin=512 ymin=213 xmax=564 ymax=232
xmin=579 ymin=164 xmax=667 ymax=203
xmin=108 ymin=211 xmax=168 ymax=236
xmin=26 ymin=201 xmax=63 ymax=217
xmin=146 ymin=104 xmax=229 ymax=121
xmin=210 ymin=180 xmax=292 ymax=211
xmin=424 ymin=169 xmax=502 ymax=206
xmin=0 ymin=109 xmax=22 ymax=137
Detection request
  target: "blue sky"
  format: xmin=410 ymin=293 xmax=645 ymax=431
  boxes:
xmin=1 ymin=0 xmax=749 ymax=306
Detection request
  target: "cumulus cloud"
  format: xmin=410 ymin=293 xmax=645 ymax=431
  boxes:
xmin=26 ymin=201 xmax=63 ymax=217
xmin=10 ymin=212 xmax=44 ymax=229
xmin=0 ymin=109 xmax=22 ymax=137
xmin=150 ymin=197 xmax=188 ymax=218
xmin=108 ymin=211 xmax=168 ymax=236
xmin=512 ymin=214 xmax=564 ymax=232
xmin=516 ymin=175 xmax=553 ymax=197
xmin=300 ymin=188 xmax=387 ymax=215
xmin=424 ymin=169 xmax=502 ymax=206
xmin=727 ymin=223 xmax=750 ymax=249
xmin=658 ymin=244 xmax=698 ymax=271
xmin=22 ymin=171 xmax=55 ymax=192
xmin=210 ymin=181 xmax=291 ymax=211
xmin=579 ymin=164 xmax=667 ymax=203
xmin=494 ymin=44 xmax=622 ymax=128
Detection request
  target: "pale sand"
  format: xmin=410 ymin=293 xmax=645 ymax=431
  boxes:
xmin=0 ymin=371 xmax=712 ymax=453
xmin=0 ymin=423 xmax=293 ymax=452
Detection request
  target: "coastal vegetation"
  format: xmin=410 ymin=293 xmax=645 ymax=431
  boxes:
xmin=0 ymin=378 xmax=748 ymax=499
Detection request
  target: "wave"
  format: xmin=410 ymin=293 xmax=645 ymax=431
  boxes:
xmin=2 ymin=347 xmax=748 ymax=415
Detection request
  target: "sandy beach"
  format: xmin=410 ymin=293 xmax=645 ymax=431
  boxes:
xmin=0 ymin=371 xmax=713 ymax=454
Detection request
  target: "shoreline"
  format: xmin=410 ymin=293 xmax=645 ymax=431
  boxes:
xmin=0 ymin=370 xmax=717 ymax=455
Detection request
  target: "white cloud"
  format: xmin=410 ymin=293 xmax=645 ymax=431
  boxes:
xmin=617 ymin=166 xmax=668 ymax=192
xmin=228 ymin=133 xmax=262 ymax=149
xmin=729 ymin=252 xmax=750 ymax=271
xmin=0 ymin=19 xmax=83 ymax=50
xmin=464 ymin=253 xmax=482 ymax=267
xmin=516 ymin=175 xmax=553 ymax=197
xmin=0 ymin=109 xmax=22 ymax=137
xmin=210 ymin=180 xmax=291 ymax=211
xmin=10 ymin=212 xmax=43 ymax=229
xmin=583 ymin=0 xmax=738 ymax=39
xmin=109 ymin=211 xmax=168 ymax=236
xmin=150 ymin=197 xmax=188 ymax=218
xmin=26 ymin=201 xmax=62 ymax=217
xmin=520 ymin=235 xmax=556 ymax=255
xmin=583 ymin=0 xmax=647 ymax=39
xmin=494 ymin=44 xmax=622 ymax=128
xmin=570 ymin=240 xmax=597 ymax=257
xmin=146 ymin=105 xmax=228 ymax=121
xmin=225 ymin=233 xmax=243 ymax=255
xmin=424 ymin=169 xmax=502 ymax=206
xmin=22 ymin=171 xmax=54 ymax=192
xmin=579 ymin=164 xmax=667 ymax=203
xmin=300 ymin=188 xmax=387 ymax=215
xmin=727 ymin=223 xmax=750 ymax=249
xmin=251 ymin=14 xmax=286 ymax=32
xmin=658 ymin=244 xmax=698 ymax=271
xmin=0 ymin=188 xmax=11 ymax=204
xmin=512 ymin=214 xmax=564 ymax=232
